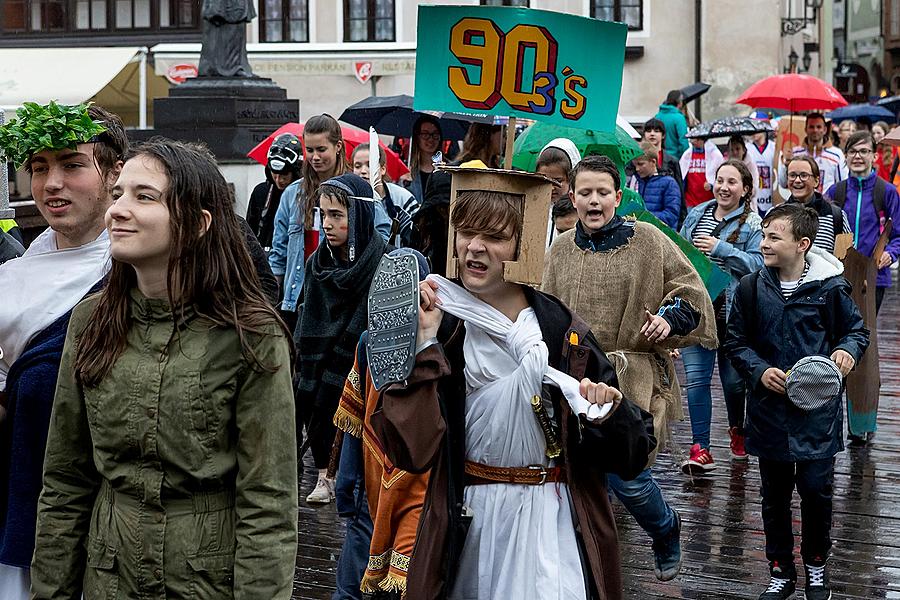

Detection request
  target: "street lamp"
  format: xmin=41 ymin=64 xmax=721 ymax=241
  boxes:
xmin=802 ymin=50 xmax=812 ymax=72
xmin=788 ymin=48 xmax=799 ymax=73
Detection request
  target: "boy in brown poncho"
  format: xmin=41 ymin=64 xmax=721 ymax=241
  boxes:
xmin=542 ymin=155 xmax=717 ymax=582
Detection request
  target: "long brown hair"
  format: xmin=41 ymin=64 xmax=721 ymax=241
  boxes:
xmin=715 ymin=158 xmax=754 ymax=244
xmin=75 ymin=139 xmax=289 ymax=387
xmin=457 ymin=123 xmax=501 ymax=168
xmin=301 ymin=114 xmax=347 ymax=228
xmin=409 ymin=114 xmax=442 ymax=178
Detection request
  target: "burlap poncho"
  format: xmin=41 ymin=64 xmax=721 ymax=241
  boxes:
xmin=542 ymin=221 xmax=717 ymax=461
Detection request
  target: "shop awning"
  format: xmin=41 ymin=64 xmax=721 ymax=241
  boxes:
xmin=0 ymin=47 xmax=140 ymax=111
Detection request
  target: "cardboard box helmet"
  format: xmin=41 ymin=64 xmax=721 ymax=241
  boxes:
xmin=443 ymin=166 xmax=554 ymax=287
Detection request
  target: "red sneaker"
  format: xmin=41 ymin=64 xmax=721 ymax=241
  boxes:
xmin=682 ymin=443 xmax=716 ymax=474
xmin=729 ymin=427 xmax=749 ymax=460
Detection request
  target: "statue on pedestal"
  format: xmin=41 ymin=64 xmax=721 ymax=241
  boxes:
xmin=199 ymin=0 xmax=257 ymax=78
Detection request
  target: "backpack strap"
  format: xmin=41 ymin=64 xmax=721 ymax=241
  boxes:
xmin=873 ymin=176 xmax=886 ymax=216
xmin=832 ymin=180 xmax=848 ymax=209
xmin=738 ymin=270 xmax=761 ymax=341
xmin=830 ymin=203 xmax=842 ymax=239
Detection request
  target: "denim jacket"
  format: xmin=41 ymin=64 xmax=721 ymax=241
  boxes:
xmin=268 ymin=179 xmax=392 ymax=312
xmin=680 ymin=199 xmax=764 ymax=317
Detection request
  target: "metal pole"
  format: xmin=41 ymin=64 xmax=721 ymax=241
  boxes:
xmin=139 ymin=47 xmax=148 ymax=129
xmin=0 ymin=108 xmax=13 ymax=219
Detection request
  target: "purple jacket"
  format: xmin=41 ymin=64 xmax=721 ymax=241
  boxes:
xmin=825 ymin=171 xmax=900 ymax=288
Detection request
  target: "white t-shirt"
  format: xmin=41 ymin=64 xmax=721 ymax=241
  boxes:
xmin=747 ymin=140 xmax=776 ymax=216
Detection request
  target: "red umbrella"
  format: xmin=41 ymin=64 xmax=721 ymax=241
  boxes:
xmin=735 ymin=74 xmax=848 ymax=112
xmin=247 ymin=122 xmax=410 ymax=181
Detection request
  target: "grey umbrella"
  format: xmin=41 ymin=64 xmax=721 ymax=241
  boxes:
xmin=680 ymin=82 xmax=711 ymax=104
xmin=686 ymin=116 xmax=774 ymax=139
xmin=339 ymin=94 xmax=502 ymax=140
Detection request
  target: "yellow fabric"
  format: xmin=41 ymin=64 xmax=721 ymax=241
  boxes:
xmin=0 ymin=219 xmax=18 ymax=234
xmin=459 ymin=159 xmax=489 ymax=169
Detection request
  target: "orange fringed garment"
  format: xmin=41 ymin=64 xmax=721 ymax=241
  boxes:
xmin=334 ymin=349 xmax=430 ymax=597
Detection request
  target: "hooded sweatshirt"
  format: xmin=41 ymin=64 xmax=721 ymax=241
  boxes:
xmin=824 ymin=170 xmax=900 ymax=287
xmin=724 ymin=246 xmax=869 ymax=461
xmin=295 ymin=173 xmax=390 ymax=463
xmin=655 ymin=103 xmax=688 ymax=156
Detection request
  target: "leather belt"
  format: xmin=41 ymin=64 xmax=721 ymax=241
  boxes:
xmin=464 ymin=460 xmax=567 ymax=486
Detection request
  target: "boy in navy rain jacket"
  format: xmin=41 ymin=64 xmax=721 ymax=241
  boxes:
xmin=724 ymin=203 xmax=869 ymax=600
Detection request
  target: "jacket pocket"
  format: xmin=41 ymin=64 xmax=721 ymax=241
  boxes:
xmin=185 ymin=370 xmax=220 ymax=451
xmin=84 ymin=542 xmax=118 ymax=600
xmin=188 ymin=552 xmax=235 ymax=599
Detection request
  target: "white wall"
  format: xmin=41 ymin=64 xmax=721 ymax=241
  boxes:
xmin=221 ymin=162 xmax=266 ymax=217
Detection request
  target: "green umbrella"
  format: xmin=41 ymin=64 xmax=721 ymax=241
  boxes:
xmin=616 ymin=189 xmax=730 ymax=300
xmin=512 ymin=121 xmax=643 ymax=172
xmin=511 ymin=120 xmax=729 ymax=300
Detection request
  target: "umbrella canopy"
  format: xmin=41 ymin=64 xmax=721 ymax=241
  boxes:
xmin=877 ymin=94 xmax=900 ymax=114
xmin=247 ymin=122 xmax=409 ymax=181
xmin=338 ymin=94 xmax=502 ymax=140
xmin=680 ymin=82 xmax=711 ymax=104
xmin=881 ymin=127 xmax=900 ymax=147
xmin=735 ymin=74 xmax=848 ymax=113
xmin=686 ymin=116 xmax=774 ymax=139
xmin=511 ymin=121 xmax=643 ymax=172
xmin=826 ymin=103 xmax=896 ymax=123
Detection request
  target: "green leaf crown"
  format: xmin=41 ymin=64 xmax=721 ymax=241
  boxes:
xmin=0 ymin=101 xmax=108 ymax=169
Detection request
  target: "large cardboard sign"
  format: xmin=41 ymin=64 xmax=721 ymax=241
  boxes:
xmin=414 ymin=5 xmax=626 ymax=132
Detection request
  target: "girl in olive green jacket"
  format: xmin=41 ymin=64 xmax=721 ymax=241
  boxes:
xmin=30 ymin=140 xmax=298 ymax=599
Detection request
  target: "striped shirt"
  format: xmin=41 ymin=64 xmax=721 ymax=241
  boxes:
xmin=691 ymin=204 xmax=728 ymax=317
xmin=691 ymin=204 xmax=726 ymax=269
xmin=811 ymin=210 xmax=852 ymax=254
xmin=780 ymin=262 xmax=811 ymax=300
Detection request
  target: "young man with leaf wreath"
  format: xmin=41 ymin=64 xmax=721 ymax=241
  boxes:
xmin=0 ymin=102 xmax=128 ymax=599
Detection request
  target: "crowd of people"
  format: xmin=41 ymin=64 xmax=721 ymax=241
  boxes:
xmin=0 ymin=92 xmax=897 ymax=600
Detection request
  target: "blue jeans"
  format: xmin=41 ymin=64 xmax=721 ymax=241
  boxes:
xmin=681 ymin=321 xmax=746 ymax=447
xmin=333 ymin=435 xmax=374 ymax=600
xmin=607 ymin=468 xmax=677 ymax=541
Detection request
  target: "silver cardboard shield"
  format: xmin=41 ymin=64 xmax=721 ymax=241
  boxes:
xmin=367 ymin=253 xmax=420 ymax=390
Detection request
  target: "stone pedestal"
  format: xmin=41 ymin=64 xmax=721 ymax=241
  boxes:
xmin=130 ymin=76 xmax=299 ymax=161
xmin=129 ymin=75 xmax=299 ymax=209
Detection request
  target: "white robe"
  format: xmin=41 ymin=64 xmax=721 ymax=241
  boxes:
xmin=0 ymin=228 xmax=110 ymax=390
xmin=428 ymin=276 xmax=590 ymax=600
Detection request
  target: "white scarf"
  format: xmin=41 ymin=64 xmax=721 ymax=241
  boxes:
xmin=428 ymin=275 xmax=611 ymax=422
xmin=0 ymin=228 xmax=110 ymax=390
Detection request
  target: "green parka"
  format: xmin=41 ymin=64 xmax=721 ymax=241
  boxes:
xmin=30 ymin=290 xmax=298 ymax=599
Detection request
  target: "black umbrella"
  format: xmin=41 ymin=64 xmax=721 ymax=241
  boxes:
xmin=339 ymin=95 xmax=499 ymax=140
xmin=680 ymin=82 xmax=711 ymax=104
xmin=686 ymin=116 xmax=774 ymax=139
xmin=876 ymin=95 xmax=900 ymax=115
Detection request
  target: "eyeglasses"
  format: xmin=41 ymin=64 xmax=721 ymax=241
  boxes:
xmin=787 ymin=172 xmax=814 ymax=181
xmin=418 ymin=131 xmax=441 ymax=140
xmin=847 ymin=148 xmax=873 ymax=157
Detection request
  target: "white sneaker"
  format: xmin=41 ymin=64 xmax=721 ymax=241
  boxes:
xmin=306 ymin=475 xmax=335 ymax=504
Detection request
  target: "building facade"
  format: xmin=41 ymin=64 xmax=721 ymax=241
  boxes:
xmin=0 ymin=0 xmax=806 ymax=126
xmin=1 ymin=0 xmax=836 ymax=213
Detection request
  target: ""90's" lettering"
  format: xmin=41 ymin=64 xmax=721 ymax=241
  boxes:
xmin=447 ymin=17 xmax=587 ymax=120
